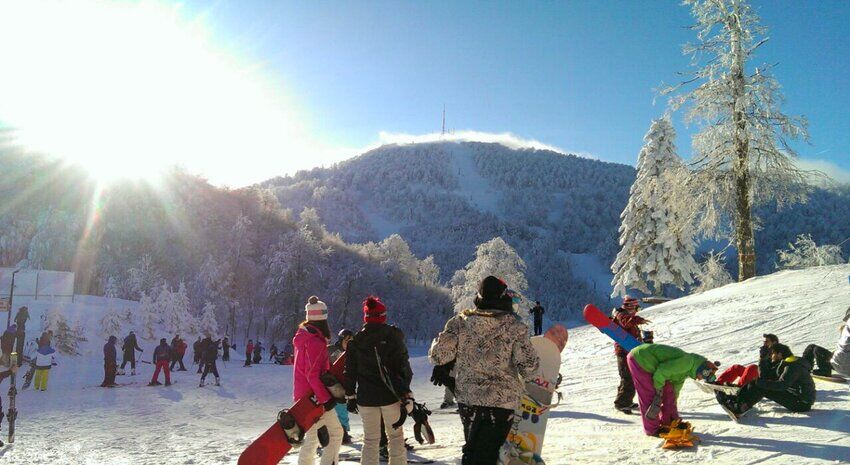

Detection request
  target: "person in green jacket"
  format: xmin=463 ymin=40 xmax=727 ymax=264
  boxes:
xmin=627 ymin=343 xmax=719 ymax=436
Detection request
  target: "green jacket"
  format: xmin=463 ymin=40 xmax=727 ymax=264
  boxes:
xmin=631 ymin=343 xmax=706 ymax=395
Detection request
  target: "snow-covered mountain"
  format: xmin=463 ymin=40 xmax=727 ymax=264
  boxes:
xmin=263 ymin=141 xmax=636 ymax=316
xmin=7 ymin=265 xmax=849 ymax=464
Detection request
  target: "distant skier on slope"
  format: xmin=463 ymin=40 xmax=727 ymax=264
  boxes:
xmin=530 ymin=301 xmax=545 ymax=336
xmin=149 ymin=338 xmax=173 ymax=386
xmin=627 ymin=343 xmax=718 ymax=436
xmin=222 ymin=336 xmax=231 ymax=362
xmin=294 ymin=296 xmax=343 ymax=465
xmin=716 ymin=343 xmax=816 ymax=420
xmin=244 ymin=340 xmax=254 ymax=367
xmin=170 ymin=335 xmax=188 ymax=372
xmin=328 ymin=328 xmax=355 ymax=445
xmin=345 ymin=296 xmax=414 ymax=465
xmin=199 ymin=336 xmax=221 ymax=387
xmin=33 ymin=343 xmax=56 ymax=391
xmin=429 ymin=276 xmax=540 ymax=464
xmin=101 ymin=335 xmax=119 ymax=388
xmin=612 ymin=296 xmax=647 ymax=414
xmin=119 ymin=330 xmax=143 ymax=376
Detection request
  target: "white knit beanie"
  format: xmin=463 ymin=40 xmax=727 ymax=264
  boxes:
xmin=305 ymin=295 xmax=328 ymax=321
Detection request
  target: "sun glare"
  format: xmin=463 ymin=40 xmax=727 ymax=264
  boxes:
xmin=0 ymin=1 xmax=310 ymax=186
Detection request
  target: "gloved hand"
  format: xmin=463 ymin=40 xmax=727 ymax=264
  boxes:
xmin=324 ymin=399 xmax=336 ymax=411
xmin=645 ymin=389 xmax=662 ymax=419
xmin=430 ymin=361 xmax=455 ymax=387
xmin=347 ymin=398 xmax=359 ymax=414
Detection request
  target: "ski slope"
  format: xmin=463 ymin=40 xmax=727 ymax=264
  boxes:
xmin=3 ymin=265 xmax=849 ymax=464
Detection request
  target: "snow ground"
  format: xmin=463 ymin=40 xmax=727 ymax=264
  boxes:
xmin=4 ymin=265 xmax=850 ymax=464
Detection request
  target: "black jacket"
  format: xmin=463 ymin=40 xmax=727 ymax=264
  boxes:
xmin=756 ymin=356 xmax=816 ymax=405
xmin=202 ymin=338 xmax=219 ymax=363
xmin=758 ymin=346 xmax=780 ymax=381
xmin=122 ymin=334 xmax=142 ymax=357
xmin=104 ymin=336 xmax=118 ymax=363
xmin=344 ymin=323 xmax=412 ymax=407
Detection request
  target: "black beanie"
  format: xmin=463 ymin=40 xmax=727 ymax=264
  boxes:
xmin=478 ymin=276 xmax=507 ymax=300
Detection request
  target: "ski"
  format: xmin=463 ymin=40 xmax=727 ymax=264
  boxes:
xmin=7 ymin=353 xmax=18 ymax=444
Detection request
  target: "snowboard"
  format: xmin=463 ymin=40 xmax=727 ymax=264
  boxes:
xmin=811 ymin=374 xmax=848 ymax=384
xmin=693 ymin=379 xmax=741 ymax=396
xmin=20 ymin=356 xmax=36 ymax=390
xmin=583 ymin=304 xmax=640 ymax=352
xmin=499 ymin=324 xmax=568 ymax=465
xmin=336 ymin=452 xmax=435 ymax=464
xmin=238 ymin=352 xmax=347 ymax=465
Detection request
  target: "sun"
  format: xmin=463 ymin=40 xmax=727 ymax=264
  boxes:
xmin=0 ymin=1 xmax=307 ymax=186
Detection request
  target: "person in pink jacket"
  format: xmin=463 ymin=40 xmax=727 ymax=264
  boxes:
xmin=293 ymin=295 xmax=344 ymax=465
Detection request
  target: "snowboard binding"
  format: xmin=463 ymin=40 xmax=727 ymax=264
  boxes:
xmin=320 ymin=372 xmax=346 ymax=402
xmin=277 ymin=409 xmax=303 ymax=445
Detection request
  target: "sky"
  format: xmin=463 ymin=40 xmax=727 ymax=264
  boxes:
xmin=0 ymin=0 xmax=848 ymax=186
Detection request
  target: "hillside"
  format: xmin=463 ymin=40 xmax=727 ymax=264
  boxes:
xmin=4 ymin=265 xmax=848 ymax=464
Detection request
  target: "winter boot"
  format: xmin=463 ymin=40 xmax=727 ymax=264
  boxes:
xmin=131 ymin=369 xmax=136 ymax=376
xmin=214 ymin=377 xmax=220 ymax=386
xmin=165 ymin=381 xmax=172 ymax=387
xmin=199 ymin=379 xmax=205 ymax=387
xmin=117 ymin=369 xmax=126 ymax=376
xmin=342 ymin=431 xmax=353 ymax=445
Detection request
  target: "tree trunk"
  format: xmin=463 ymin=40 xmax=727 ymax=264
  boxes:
xmin=729 ymin=5 xmax=756 ymax=281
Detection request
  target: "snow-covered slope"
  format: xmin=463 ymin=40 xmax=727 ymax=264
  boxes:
xmin=5 ymin=266 xmax=850 ymax=464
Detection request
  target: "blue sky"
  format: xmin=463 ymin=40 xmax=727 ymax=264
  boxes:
xmin=186 ymin=0 xmax=849 ymax=176
xmin=1 ymin=1 xmax=847 ymax=185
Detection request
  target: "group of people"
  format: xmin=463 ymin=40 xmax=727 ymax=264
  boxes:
xmin=100 ymin=330 xmax=233 ymax=388
xmin=606 ymin=296 xmax=850 ymax=436
xmin=0 ymin=307 xmax=57 ymax=392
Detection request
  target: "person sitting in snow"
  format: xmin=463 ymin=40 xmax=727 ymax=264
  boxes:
xmin=627 ymin=342 xmax=718 ymax=436
xmin=715 ymin=333 xmax=781 ymax=387
xmin=33 ymin=342 xmax=56 ymax=391
xmin=101 ymin=335 xmax=119 ymax=388
xmin=800 ymin=309 xmax=850 ymax=378
xmin=612 ymin=295 xmax=648 ymax=414
xmin=716 ymin=343 xmax=816 ymax=420
xmin=149 ymin=338 xmax=173 ymax=386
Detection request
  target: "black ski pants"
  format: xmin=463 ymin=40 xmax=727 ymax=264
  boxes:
xmin=120 ymin=352 xmax=136 ymax=370
xmin=533 ymin=317 xmax=543 ymax=336
xmin=737 ymin=382 xmax=812 ymax=413
xmin=803 ymin=344 xmax=833 ymax=376
xmin=614 ymin=352 xmax=636 ymax=409
xmin=201 ymin=361 xmax=219 ymax=380
xmin=170 ymin=355 xmax=186 ymax=371
xmin=461 ymin=404 xmax=514 ymax=465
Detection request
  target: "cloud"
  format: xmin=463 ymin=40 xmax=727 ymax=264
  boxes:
xmin=795 ymin=157 xmax=850 ymax=186
xmin=372 ymin=130 xmax=596 ymax=159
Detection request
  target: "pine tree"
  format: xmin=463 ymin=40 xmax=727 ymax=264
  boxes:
xmin=664 ymin=0 xmax=810 ymax=281
xmin=47 ymin=309 xmax=84 ymax=355
xmin=450 ymin=237 xmax=528 ymax=315
xmin=139 ymin=292 xmax=159 ymax=340
xmin=100 ymin=309 xmax=123 ymax=338
xmin=199 ymin=302 xmax=219 ymax=338
xmin=611 ymin=118 xmax=699 ymax=297
xmin=694 ymin=252 xmax=735 ymax=293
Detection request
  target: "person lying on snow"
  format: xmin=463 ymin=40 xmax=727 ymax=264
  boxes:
xmin=715 ymin=333 xmax=781 ymax=387
xmin=626 ymin=343 xmax=719 ymax=437
xmin=715 ymin=343 xmax=816 ymax=420
xmin=800 ymin=309 xmax=850 ymax=379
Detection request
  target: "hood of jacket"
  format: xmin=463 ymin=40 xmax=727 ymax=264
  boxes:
xmin=294 ymin=323 xmax=326 ymax=348
xmin=37 ymin=345 xmax=56 ymax=356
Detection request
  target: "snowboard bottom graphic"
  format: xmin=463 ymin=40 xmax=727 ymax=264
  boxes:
xmin=693 ymin=379 xmax=741 ymax=395
xmin=499 ymin=324 xmax=568 ymax=465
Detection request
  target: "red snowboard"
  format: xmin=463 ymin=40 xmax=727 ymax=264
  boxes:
xmin=238 ymin=352 xmax=347 ymax=465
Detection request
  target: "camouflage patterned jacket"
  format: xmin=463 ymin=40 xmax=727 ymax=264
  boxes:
xmin=429 ymin=308 xmax=540 ymax=410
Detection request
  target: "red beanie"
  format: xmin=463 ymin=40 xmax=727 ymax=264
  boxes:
xmin=363 ymin=296 xmax=387 ymax=324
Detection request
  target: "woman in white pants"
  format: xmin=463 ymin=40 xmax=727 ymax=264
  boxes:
xmin=294 ymin=296 xmax=344 ymax=465
xmin=345 ymin=296 xmax=414 ymax=465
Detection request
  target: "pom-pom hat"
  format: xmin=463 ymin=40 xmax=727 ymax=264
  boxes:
xmin=305 ymin=295 xmax=328 ymax=321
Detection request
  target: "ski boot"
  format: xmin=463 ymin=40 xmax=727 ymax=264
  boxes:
xmin=342 ymin=431 xmax=353 ymax=445
xmin=117 ymin=369 xmax=126 ymax=376
xmin=131 ymin=369 xmax=136 ymax=376
xmin=199 ymin=379 xmax=205 ymax=387
xmin=214 ymin=377 xmax=220 ymax=387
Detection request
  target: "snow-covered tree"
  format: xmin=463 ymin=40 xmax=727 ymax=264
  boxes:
xmin=104 ymin=276 xmax=121 ymax=299
xmin=159 ymin=282 xmax=197 ymax=336
xmin=199 ymin=302 xmax=219 ymax=338
xmin=128 ymin=255 xmax=162 ymax=300
xmin=694 ymin=252 xmax=734 ymax=293
xmin=418 ymin=255 xmax=441 ymax=287
xmin=100 ymin=309 xmax=123 ymax=338
xmin=450 ymin=237 xmax=528 ymax=314
xmin=46 ymin=309 xmax=84 ymax=355
xmin=664 ymin=0 xmax=810 ymax=281
xmin=777 ymin=234 xmax=845 ymax=270
xmin=139 ymin=292 xmax=159 ymax=340
xmin=611 ymin=118 xmax=700 ymax=297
